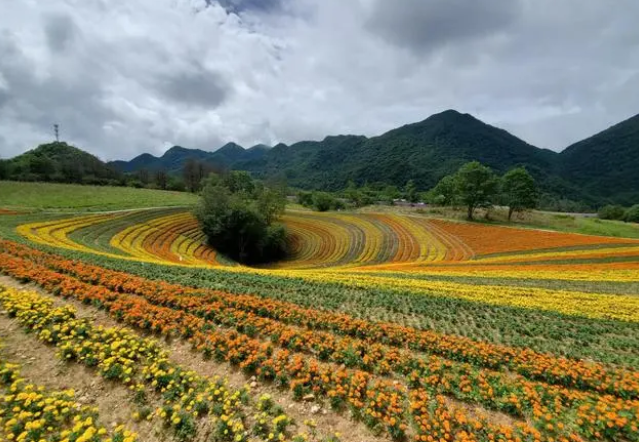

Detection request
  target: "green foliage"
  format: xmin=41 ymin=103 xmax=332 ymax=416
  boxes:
xmin=297 ymin=191 xmax=314 ymax=208
xmin=381 ymin=185 xmax=401 ymax=205
xmin=108 ymin=110 xmax=639 ymax=206
xmin=501 ymin=167 xmax=539 ymax=220
xmin=598 ymin=205 xmax=626 ymax=221
xmin=429 ymin=175 xmax=457 ymax=206
xmin=112 ymin=110 xmax=566 ymax=198
xmin=194 ymin=172 xmax=287 ymax=264
xmin=343 ymin=181 xmax=376 ymax=208
xmin=2 ymin=142 xmax=122 ymax=185
xmin=309 ymin=192 xmax=344 ymax=212
xmin=454 ymin=161 xmax=499 ymax=220
xmin=625 ymin=205 xmax=639 ymax=223
xmin=404 ymin=179 xmax=419 ymax=203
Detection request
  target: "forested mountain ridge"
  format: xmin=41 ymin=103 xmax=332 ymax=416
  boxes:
xmin=3 ymin=109 xmax=638 ymax=206
xmin=559 ymin=113 xmax=639 ymax=206
xmin=111 ymin=110 xmax=564 ymax=188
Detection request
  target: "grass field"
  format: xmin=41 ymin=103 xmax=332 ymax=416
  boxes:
xmin=0 ymin=181 xmax=198 ymax=211
xmin=1 ymin=181 xmax=639 ymax=442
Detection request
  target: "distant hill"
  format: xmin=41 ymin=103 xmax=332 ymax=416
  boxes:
xmin=560 ymin=113 xmax=639 ymax=205
xmin=111 ymin=110 xmax=585 ymax=199
xmin=0 ymin=142 xmax=121 ymax=185
xmin=108 ymin=142 xmax=270 ymax=174
xmin=7 ymin=109 xmax=639 ymax=207
xmin=248 ymin=110 xmax=561 ymax=191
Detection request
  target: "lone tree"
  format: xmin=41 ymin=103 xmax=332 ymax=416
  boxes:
xmin=501 ymin=167 xmax=539 ymax=221
xmin=430 ymin=175 xmax=457 ymax=206
xmin=404 ymin=179 xmax=419 ymax=203
xmin=454 ymin=161 xmax=499 ymax=220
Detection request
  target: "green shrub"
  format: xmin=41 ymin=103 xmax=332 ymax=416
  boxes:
xmin=624 ymin=205 xmax=639 ymax=223
xmin=598 ymin=204 xmax=626 ymax=220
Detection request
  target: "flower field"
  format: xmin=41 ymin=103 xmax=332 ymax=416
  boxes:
xmin=13 ymin=208 xmax=639 ymax=320
xmin=2 ymin=203 xmax=639 ymax=442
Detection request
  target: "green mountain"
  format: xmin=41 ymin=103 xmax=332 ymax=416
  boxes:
xmin=0 ymin=142 xmax=121 ymax=185
xmin=7 ymin=109 xmax=638 ymax=207
xmin=112 ymin=110 xmax=568 ymax=192
xmin=559 ymin=113 xmax=639 ymax=205
xmin=248 ymin=110 xmax=560 ymax=191
xmin=109 ymin=142 xmax=270 ymax=174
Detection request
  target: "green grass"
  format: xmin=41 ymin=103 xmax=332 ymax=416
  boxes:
xmin=0 ymin=181 xmax=198 ymax=212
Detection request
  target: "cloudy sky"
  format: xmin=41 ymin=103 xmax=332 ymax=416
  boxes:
xmin=1 ymin=0 xmax=638 ymax=161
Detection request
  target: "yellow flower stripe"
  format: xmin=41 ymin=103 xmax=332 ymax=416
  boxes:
xmin=17 ymin=213 xmax=124 ymax=255
xmin=473 ymin=245 xmax=639 ymax=264
xmin=284 ymin=270 xmax=639 ymax=322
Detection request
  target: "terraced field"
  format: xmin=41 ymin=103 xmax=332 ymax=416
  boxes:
xmin=2 ymin=201 xmax=639 ymax=442
xmin=17 ymin=208 xmax=639 ymax=269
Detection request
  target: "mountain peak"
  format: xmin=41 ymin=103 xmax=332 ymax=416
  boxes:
xmin=217 ymin=142 xmax=245 ymax=153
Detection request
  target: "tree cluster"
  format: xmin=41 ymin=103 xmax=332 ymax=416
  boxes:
xmin=427 ymin=162 xmax=539 ymax=220
xmin=297 ymin=191 xmax=345 ymax=212
xmin=194 ymin=171 xmax=288 ymax=264
xmin=598 ymin=204 xmax=639 ymax=223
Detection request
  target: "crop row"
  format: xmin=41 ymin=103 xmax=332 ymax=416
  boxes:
xmin=17 ymin=211 xmax=639 ymax=322
xmin=0 ymin=342 xmax=136 ymax=442
xmin=1 ymin=244 xmax=639 ymax=441
xmin=3 ymin=241 xmax=632 ymax=437
xmin=429 ymin=219 xmax=638 ymax=257
xmin=0 ymin=261 xmax=564 ymax=442
xmin=1 ymin=239 xmax=636 ymax=399
xmin=287 ymin=268 xmax=639 ymax=322
xmin=0 ymin=286 xmax=302 ymax=442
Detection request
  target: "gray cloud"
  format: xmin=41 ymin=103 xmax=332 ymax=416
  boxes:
xmin=44 ymin=13 xmax=77 ymax=52
xmin=0 ymin=0 xmax=638 ymax=161
xmin=155 ymin=65 xmax=229 ymax=108
xmin=214 ymin=0 xmax=283 ymax=14
xmin=365 ymin=0 xmax=520 ymax=54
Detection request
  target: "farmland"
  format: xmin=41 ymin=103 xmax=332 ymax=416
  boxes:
xmin=1 ymin=190 xmax=639 ymax=442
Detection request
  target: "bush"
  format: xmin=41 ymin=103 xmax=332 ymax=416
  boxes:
xmin=311 ymin=192 xmax=341 ymax=212
xmin=598 ymin=204 xmax=626 ymax=220
xmin=298 ymin=191 xmax=344 ymax=212
xmin=297 ymin=191 xmax=314 ymax=207
xmin=624 ymin=205 xmax=639 ymax=223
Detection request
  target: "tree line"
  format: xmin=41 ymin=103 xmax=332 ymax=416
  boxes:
xmin=295 ymin=161 xmax=539 ymax=221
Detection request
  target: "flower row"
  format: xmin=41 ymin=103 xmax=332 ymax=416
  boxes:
xmin=0 ymin=338 xmax=137 ymax=442
xmin=2 ymin=239 xmax=635 ymax=401
xmin=0 ymin=286 xmax=296 ymax=442
xmin=4 ymin=254 xmax=639 ymax=442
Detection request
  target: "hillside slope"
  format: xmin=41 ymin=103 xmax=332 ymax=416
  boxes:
xmin=0 ymin=142 xmax=120 ymax=184
xmin=560 ymin=113 xmax=639 ymax=205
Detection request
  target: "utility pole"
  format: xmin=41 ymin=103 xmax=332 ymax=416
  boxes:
xmin=54 ymin=124 xmax=59 ymax=142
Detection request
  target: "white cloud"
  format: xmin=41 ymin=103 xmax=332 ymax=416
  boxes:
xmin=0 ymin=0 xmax=638 ymax=161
